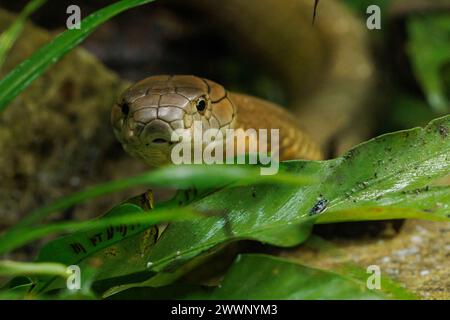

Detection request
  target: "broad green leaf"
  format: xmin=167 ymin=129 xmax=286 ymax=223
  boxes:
xmin=0 ymin=0 xmax=46 ymax=69
xmin=109 ymin=254 xmax=388 ymax=300
xmin=335 ymin=264 xmax=417 ymax=300
xmin=201 ymin=254 xmax=393 ymax=299
xmin=31 ymin=201 xmax=158 ymax=293
xmin=34 ymin=203 xmax=153 ymax=265
xmin=408 ymin=14 xmax=450 ymax=114
xmin=0 ymin=0 xmax=156 ymax=111
xmin=101 ymin=250 xmax=219 ymax=298
xmin=143 ymin=115 xmax=449 ymax=273
xmin=0 ymin=283 xmax=34 ymax=300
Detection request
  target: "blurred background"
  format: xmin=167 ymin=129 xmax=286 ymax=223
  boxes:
xmin=2 ymin=0 xmax=448 ymax=125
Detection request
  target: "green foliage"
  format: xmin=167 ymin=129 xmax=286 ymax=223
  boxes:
xmin=140 ymin=116 xmax=450 ymax=274
xmin=0 ymin=260 xmax=67 ymax=278
xmin=342 ymin=0 xmax=391 ymax=14
xmin=0 ymin=204 xmax=198 ymax=255
xmin=389 ymin=95 xmax=437 ymax=129
xmin=11 ymin=165 xmax=313 ymax=232
xmin=1 ymin=115 xmax=447 ymax=299
xmin=343 ymin=1 xmax=450 ymax=116
xmin=193 ymin=254 xmax=385 ymax=299
xmin=319 ymin=186 xmax=450 ymax=223
xmin=109 ymin=254 xmax=414 ymax=300
xmin=32 ymin=203 xmax=159 ymax=293
xmin=0 ymin=0 xmax=46 ymax=69
xmin=0 ymin=0 xmax=155 ymax=112
xmin=407 ymin=14 xmax=450 ymax=114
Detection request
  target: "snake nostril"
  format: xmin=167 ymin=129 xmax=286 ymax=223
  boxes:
xmin=121 ymin=102 xmax=130 ymax=116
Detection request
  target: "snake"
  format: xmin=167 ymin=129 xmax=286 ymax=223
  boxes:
xmin=111 ymin=75 xmax=323 ymax=167
xmin=111 ymin=0 xmax=376 ymax=167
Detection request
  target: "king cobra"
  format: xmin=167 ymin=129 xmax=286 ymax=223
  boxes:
xmin=111 ymin=0 xmax=376 ymax=166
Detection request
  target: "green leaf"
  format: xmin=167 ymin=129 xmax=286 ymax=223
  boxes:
xmin=109 ymin=254 xmax=390 ymax=300
xmin=408 ymin=14 xmax=450 ymax=114
xmin=34 ymin=203 xmax=152 ymax=264
xmin=389 ymin=94 xmax=437 ymax=129
xmin=31 ymin=201 xmax=159 ymax=293
xmin=335 ymin=264 xmax=417 ymax=300
xmin=202 ymin=254 xmax=395 ymax=299
xmin=143 ymin=115 xmax=450 ymax=274
xmin=0 ymin=283 xmax=34 ymax=300
xmin=319 ymin=186 xmax=450 ymax=223
xmin=0 ymin=0 xmax=46 ymax=69
xmin=0 ymin=0 xmax=155 ymax=111
xmin=299 ymin=235 xmax=418 ymax=299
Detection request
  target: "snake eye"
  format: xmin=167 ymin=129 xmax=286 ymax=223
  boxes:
xmin=196 ymin=98 xmax=207 ymax=112
xmin=121 ymin=102 xmax=130 ymax=116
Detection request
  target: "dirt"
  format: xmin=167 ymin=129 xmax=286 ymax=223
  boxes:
xmin=279 ymin=220 xmax=450 ymax=299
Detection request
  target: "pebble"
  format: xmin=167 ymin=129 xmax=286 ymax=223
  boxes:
xmin=69 ymin=176 xmax=81 ymax=186
xmin=386 ymin=268 xmax=399 ymax=275
xmin=410 ymin=236 xmax=423 ymax=244
xmin=394 ymin=247 xmax=419 ymax=259
xmin=420 ymin=270 xmax=430 ymax=276
xmin=415 ymin=225 xmax=428 ymax=234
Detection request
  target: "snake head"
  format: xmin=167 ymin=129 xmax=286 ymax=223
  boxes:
xmin=111 ymin=75 xmax=236 ymax=167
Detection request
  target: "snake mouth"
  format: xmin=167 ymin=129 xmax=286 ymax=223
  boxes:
xmin=136 ymin=119 xmax=180 ymax=148
xmin=151 ymin=138 xmax=170 ymax=144
xmin=148 ymin=137 xmax=178 ymax=146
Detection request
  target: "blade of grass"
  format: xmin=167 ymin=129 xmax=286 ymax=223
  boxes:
xmin=0 ymin=0 xmax=155 ymax=111
xmin=0 ymin=260 xmax=67 ymax=277
xmin=0 ymin=0 xmax=47 ymax=69
xmin=0 ymin=207 xmax=199 ymax=254
xmin=9 ymin=164 xmax=314 ymax=231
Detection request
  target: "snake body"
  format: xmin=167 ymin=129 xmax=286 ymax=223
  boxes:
xmin=112 ymin=0 xmax=375 ymax=166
